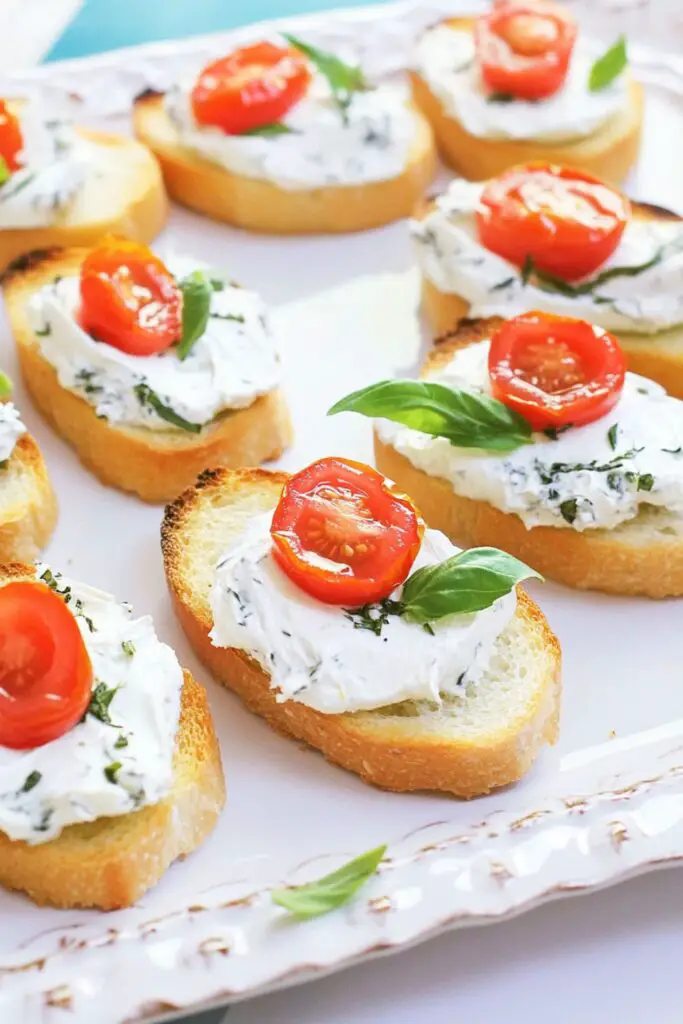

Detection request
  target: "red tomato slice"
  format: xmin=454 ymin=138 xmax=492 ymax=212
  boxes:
xmin=476 ymin=163 xmax=630 ymax=281
xmin=488 ymin=311 xmax=626 ymax=430
xmin=475 ymin=2 xmax=577 ymax=101
xmin=270 ymin=457 xmax=423 ymax=606
xmin=191 ymin=42 xmax=311 ymax=135
xmin=0 ymin=581 xmax=93 ymax=750
xmin=0 ymin=100 xmax=23 ymax=173
xmin=80 ymin=238 xmax=182 ymax=356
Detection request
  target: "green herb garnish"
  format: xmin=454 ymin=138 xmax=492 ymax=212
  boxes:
xmin=559 ymin=498 xmax=579 ymax=524
xmin=211 ymin=311 xmax=245 ymax=323
xmin=83 ymin=682 xmax=119 ymax=726
xmin=241 ymin=122 xmax=295 ymax=136
xmin=0 ymin=371 xmax=12 ymax=398
xmin=589 ymin=35 xmax=627 ymax=92
xmin=104 ymin=762 xmax=122 ymax=785
xmin=21 ymin=771 xmax=42 ymax=793
xmin=35 ymin=324 xmax=51 ymax=337
xmin=486 ymin=92 xmax=516 ymax=103
xmin=272 ymin=844 xmax=386 ymax=920
xmin=543 ymin=423 xmax=572 ymax=441
xmin=134 ymin=383 xmax=202 ymax=433
xmin=344 ymin=598 xmax=404 ymax=636
xmin=39 ymin=567 xmax=72 ymax=604
xmin=521 ymin=247 xmax=666 ymax=297
xmin=329 ymin=380 xmax=533 ymax=454
xmin=637 ymin=473 xmax=654 ymax=492
xmin=0 ymin=156 xmax=10 ymax=187
xmin=607 ymin=424 xmax=619 ymax=450
xmin=177 ymin=271 xmax=213 ymax=361
xmin=121 ymin=640 xmax=135 ymax=657
xmin=284 ymin=33 xmax=368 ymax=123
xmin=114 ymin=734 xmax=129 ymax=750
xmin=0 ymin=171 xmax=36 ymax=201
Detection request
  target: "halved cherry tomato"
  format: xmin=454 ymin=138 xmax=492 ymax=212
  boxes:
xmin=0 ymin=100 xmax=23 ymax=173
xmin=270 ymin=457 xmax=423 ymax=605
xmin=80 ymin=238 xmax=182 ymax=356
xmin=476 ymin=163 xmax=630 ymax=281
xmin=191 ymin=42 xmax=311 ymax=135
xmin=0 ymin=582 xmax=93 ymax=750
xmin=488 ymin=311 xmax=626 ymax=430
xmin=474 ymin=1 xmax=577 ymax=101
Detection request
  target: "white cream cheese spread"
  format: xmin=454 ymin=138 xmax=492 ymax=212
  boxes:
xmin=0 ymin=402 xmax=25 ymax=462
xmin=165 ymin=72 xmax=418 ymax=190
xmin=412 ymin=180 xmax=683 ymax=335
xmin=26 ymin=254 xmax=281 ymax=432
xmin=209 ymin=512 xmax=516 ymax=713
xmin=414 ymin=25 xmax=628 ymax=143
xmin=0 ymin=567 xmax=183 ymax=845
xmin=376 ymin=339 xmax=683 ymax=532
xmin=0 ymin=103 xmax=89 ymax=229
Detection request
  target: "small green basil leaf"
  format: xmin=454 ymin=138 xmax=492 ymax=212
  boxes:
xmin=271 ymin=844 xmax=386 ymax=920
xmin=588 ymin=35 xmax=627 ymax=92
xmin=177 ymin=271 xmax=213 ymax=361
xmin=0 ymin=371 xmax=13 ymax=398
xmin=401 ymin=547 xmax=542 ymax=624
xmin=329 ymin=380 xmax=533 ymax=453
xmin=0 ymin=156 xmax=10 ymax=188
xmin=241 ymin=122 xmax=295 ymax=136
xmin=283 ymin=33 xmax=367 ymax=120
xmin=134 ymin=383 xmax=202 ymax=434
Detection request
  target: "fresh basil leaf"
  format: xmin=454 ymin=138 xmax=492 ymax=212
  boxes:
xmin=329 ymin=380 xmax=533 ymax=453
xmin=134 ymin=383 xmax=202 ymax=434
xmin=284 ymin=33 xmax=367 ymax=121
xmin=401 ymin=547 xmax=542 ymax=624
xmin=588 ymin=35 xmax=627 ymax=92
xmin=522 ymin=247 xmax=665 ymax=297
xmin=177 ymin=271 xmax=212 ymax=361
xmin=271 ymin=844 xmax=386 ymax=920
xmin=486 ymin=92 xmax=515 ymax=103
xmin=241 ymin=122 xmax=295 ymax=136
xmin=0 ymin=156 xmax=10 ymax=188
xmin=0 ymin=371 xmax=12 ymax=398
xmin=607 ymin=424 xmax=618 ymax=450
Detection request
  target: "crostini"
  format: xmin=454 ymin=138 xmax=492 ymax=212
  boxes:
xmin=3 ymin=239 xmax=292 ymax=503
xmin=413 ymin=163 xmax=683 ymax=397
xmin=133 ymin=35 xmax=436 ymax=234
xmin=411 ymin=3 xmax=641 ymax=183
xmin=0 ymin=97 xmax=167 ymax=271
xmin=0 ymin=562 xmax=225 ymax=909
xmin=162 ymin=458 xmax=561 ymax=798
xmin=330 ymin=311 xmax=683 ymax=597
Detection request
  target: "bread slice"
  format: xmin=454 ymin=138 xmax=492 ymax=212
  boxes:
xmin=132 ymin=91 xmax=437 ymax=234
xmin=419 ymin=200 xmax=683 ymax=400
xmin=3 ymin=248 xmax=293 ymax=504
xmin=374 ymin=317 xmax=683 ymax=597
xmin=411 ymin=17 xmax=643 ymax=185
xmin=0 ymin=562 xmax=225 ymax=910
xmin=0 ymin=129 xmax=168 ymax=272
xmin=161 ymin=466 xmax=561 ymax=799
xmin=0 ymin=431 xmax=58 ymax=562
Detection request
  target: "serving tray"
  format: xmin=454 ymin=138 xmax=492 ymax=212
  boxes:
xmin=2 ymin=3 xmax=683 ymax=1022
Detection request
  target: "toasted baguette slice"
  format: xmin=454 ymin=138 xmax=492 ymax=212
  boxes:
xmin=162 ymin=466 xmax=561 ymax=799
xmin=419 ymin=200 xmax=683 ymax=399
xmin=374 ymin=317 xmax=683 ymax=597
xmin=132 ymin=92 xmax=437 ymax=234
xmin=0 ymin=431 xmax=57 ymax=561
xmin=0 ymin=564 xmax=225 ymax=910
xmin=3 ymin=248 xmax=293 ymax=504
xmin=0 ymin=129 xmax=168 ymax=271
xmin=410 ymin=17 xmax=643 ymax=185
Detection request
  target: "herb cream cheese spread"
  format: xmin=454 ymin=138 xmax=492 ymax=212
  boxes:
xmin=0 ymin=402 xmax=25 ymax=462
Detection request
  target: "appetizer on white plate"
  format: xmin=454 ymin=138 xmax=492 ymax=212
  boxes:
xmin=133 ymin=35 xmax=436 ymax=234
xmin=0 ymin=563 xmax=225 ymax=909
xmin=0 ymin=96 xmax=167 ymax=270
xmin=0 ymin=372 xmax=56 ymax=561
xmin=3 ymin=238 xmax=292 ymax=503
xmin=331 ymin=311 xmax=683 ymax=597
xmin=162 ymin=458 xmax=560 ymax=799
xmin=411 ymin=1 xmax=641 ymax=183
xmin=414 ymin=162 xmax=683 ymax=396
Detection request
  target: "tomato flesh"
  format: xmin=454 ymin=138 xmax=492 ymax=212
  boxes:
xmin=475 ymin=2 xmax=577 ymax=101
xmin=191 ymin=42 xmax=311 ymax=135
xmin=270 ymin=458 xmax=423 ymax=605
xmin=0 ymin=582 xmax=93 ymax=750
xmin=488 ymin=311 xmax=627 ymax=430
xmin=476 ymin=163 xmax=630 ymax=281
xmin=80 ymin=238 xmax=182 ymax=356
xmin=0 ymin=100 xmax=23 ymax=173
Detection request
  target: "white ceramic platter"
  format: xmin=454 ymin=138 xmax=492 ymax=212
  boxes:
xmin=2 ymin=3 xmax=683 ymax=1022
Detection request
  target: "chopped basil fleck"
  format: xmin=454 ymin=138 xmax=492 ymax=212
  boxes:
xmin=121 ymin=640 xmax=135 ymax=657
xmin=114 ymin=734 xmax=129 ymax=750
xmin=104 ymin=762 xmax=122 ymax=784
xmin=21 ymin=770 xmax=42 ymax=793
xmin=134 ymin=382 xmax=202 ymax=434
xmin=637 ymin=473 xmax=655 ymax=492
xmin=559 ymin=498 xmax=579 ymax=524
xmin=35 ymin=323 xmax=51 ymax=337
xmin=83 ymin=682 xmax=119 ymax=726
xmin=343 ymin=598 xmax=404 ymax=637
xmin=607 ymin=424 xmax=619 ymax=450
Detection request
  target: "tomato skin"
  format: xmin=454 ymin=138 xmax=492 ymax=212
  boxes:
xmin=0 ymin=582 xmax=93 ymax=750
xmin=0 ymin=100 xmax=23 ymax=173
xmin=270 ymin=458 xmax=423 ymax=606
xmin=488 ymin=311 xmax=626 ymax=430
xmin=475 ymin=2 xmax=577 ymax=101
xmin=476 ymin=163 xmax=630 ymax=281
xmin=80 ymin=238 xmax=182 ymax=357
xmin=191 ymin=42 xmax=311 ymax=135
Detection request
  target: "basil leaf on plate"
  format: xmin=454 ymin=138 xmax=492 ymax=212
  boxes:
xmin=284 ymin=33 xmax=367 ymax=121
xmin=400 ymin=547 xmax=542 ymax=624
xmin=0 ymin=156 xmax=10 ymax=187
xmin=329 ymin=379 xmax=533 ymax=453
xmin=241 ymin=122 xmax=295 ymax=136
xmin=134 ymin=383 xmax=202 ymax=434
xmin=0 ymin=371 xmax=12 ymax=398
xmin=177 ymin=271 xmax=213 ymax=361
xmin=272 ymin=844 xmax=386 ymax=920
xmin=588 ymin=35 xmax=628 ymax=92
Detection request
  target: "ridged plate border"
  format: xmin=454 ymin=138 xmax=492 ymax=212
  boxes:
xmin=2 ymin=3 xmax=683 ymax=1022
